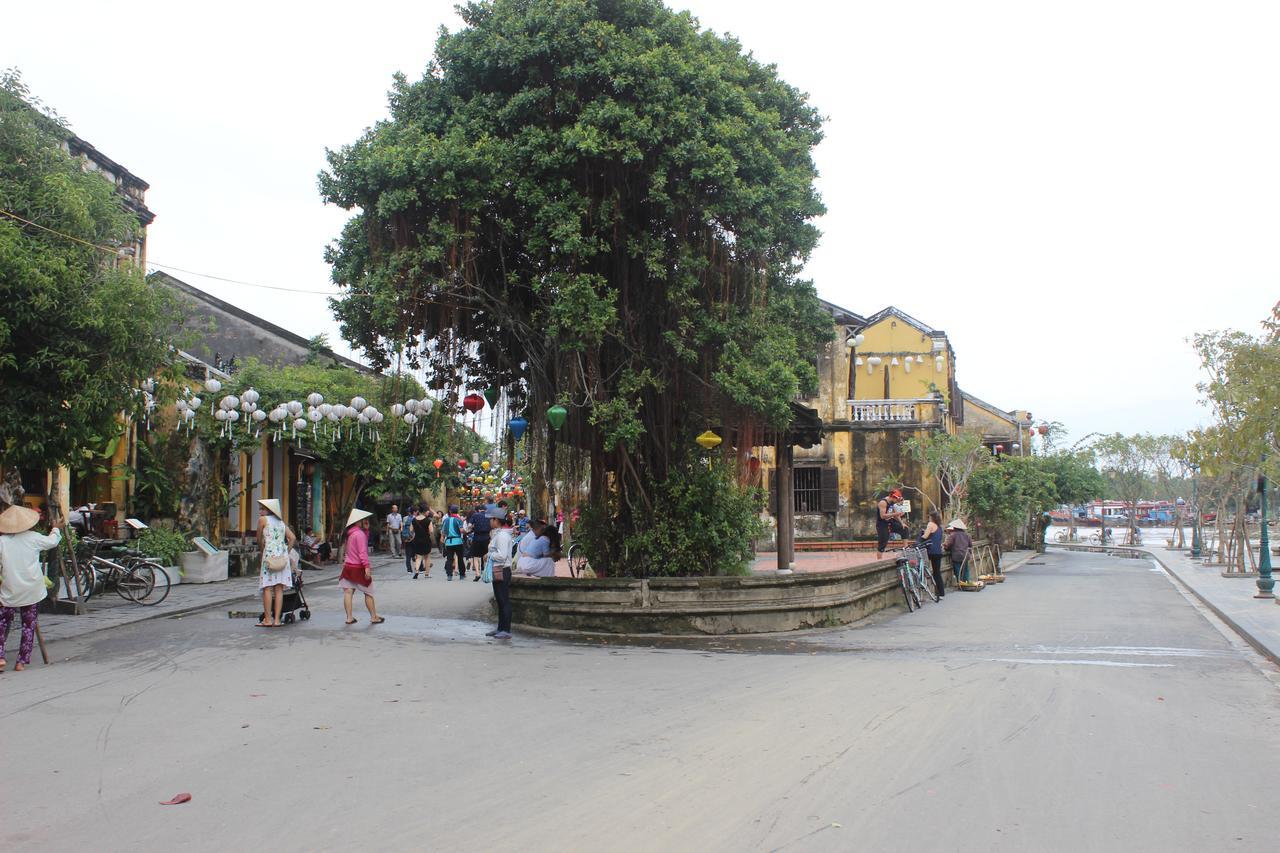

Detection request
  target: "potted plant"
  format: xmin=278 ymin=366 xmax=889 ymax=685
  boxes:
xmin=135 ymin=527 xmax=189 ymax=587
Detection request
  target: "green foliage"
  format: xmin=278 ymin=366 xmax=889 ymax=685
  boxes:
xmin=130 ymin=431 xmax=184 ymax=520
xmin=134 ymin=526 xmax=189 ymax=566
xmin=905 ymin=431 xmax=989 ymax=519
xmin=573 ymin=456 xmax=765 ymax=577
xmin=967 ymin=452 xmax=1104 ymax=548
xmin=0 ymin=72 xmax=179 ymax=471
xmin=1193 ymin=312 xmax=1280 ymax=480
xmin=319 ymin=0 xmax=827 ymax=571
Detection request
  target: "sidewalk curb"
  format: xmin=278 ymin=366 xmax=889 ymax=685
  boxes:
xmin=1142 ymin=550 xmax=1279 ymax=668
xmin=47 ymin=570 xmax=346 ymax=644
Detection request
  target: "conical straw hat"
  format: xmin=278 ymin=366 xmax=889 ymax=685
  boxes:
xmin=346 ymin=508 xmax=373 ymax=528
xmin=257 ymin=498 xmax=283 ymax=518
xmin=0 ymin=505 xmax=40 ymax=534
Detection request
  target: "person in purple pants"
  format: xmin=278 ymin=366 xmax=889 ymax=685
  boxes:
xmin=0 ymin=504 xmax=62 ymax=672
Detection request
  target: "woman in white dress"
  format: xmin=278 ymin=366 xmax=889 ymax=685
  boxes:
xmin=256 ymin=499 xmax=296 ymax=627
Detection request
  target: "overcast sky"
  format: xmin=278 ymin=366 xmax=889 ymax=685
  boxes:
xmin=5 ymin=1 xmax=1276 ymax=445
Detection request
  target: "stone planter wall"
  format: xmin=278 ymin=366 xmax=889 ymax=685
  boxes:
xmin=511 ymin=558 xmax=914 ymax=635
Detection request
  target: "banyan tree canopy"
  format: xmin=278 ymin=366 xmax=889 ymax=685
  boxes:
xmin=320 ymin=0 xmax=832 ymax=575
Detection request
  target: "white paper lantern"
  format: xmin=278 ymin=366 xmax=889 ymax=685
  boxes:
xmin=405 ymin=398 xmax=418 ymax=412
xmin=307 ymin=392 xmax=323 ymax=407
xmin=319 ymin=403 xmax=333 ymax=416
xmin=390 ymin=403 xmax=405 ymax=417
xmin=309 ymin=409 xmax=323 ymax=422
xmin=420 ymin=398 xmax=434 ymax=414
xmin=372 ymin=411 xmax=385 ymax=424
xmin=253 ymin=409 xmax=267 ymax=422
xmin=358 ymin=412 xmax=370 ymax=425
xmin=326 ymin=411 xmax=340 ymax=422
xmin=243 ymin=388 xmax=260 ymax=404
xmin=227 ymin=410 xmax=240 ymax=422
xmin=350 ymin=396 xmax=367 ymax=411
xmin=176 ymin=399 xmax=189 ymax=412
xmin=293 ymin=417 xmax=308 ymax=431
xmin=220 ymin=395 xmax=239 ymax=410
xmin=404 ymin=412 xmax=418 ymax=426
xmin=141 ymin=378 xmax=156 ymax=394
xmin=286 ymin=400 xmax=303 ymax=416
xmin=204 ymin=378 xmax=222 ymax=394
xmin=183 ymin=408 xmax=196 ymax=421
xmin=214 ymin=409 xmax=228 ymax=422
xmin=189 ymin=396 xmax=202 ymax=410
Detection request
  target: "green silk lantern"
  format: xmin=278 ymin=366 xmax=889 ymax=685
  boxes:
xmin=546 ymin=404 xmax=568 ymax=430
xmin=483 ymin=387 xmax=500 ymax=408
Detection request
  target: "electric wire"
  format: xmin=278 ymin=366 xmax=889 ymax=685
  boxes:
xmin=0 ymin=207 xmax=341 ymax=295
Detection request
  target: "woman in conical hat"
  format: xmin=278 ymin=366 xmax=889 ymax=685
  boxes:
xmin=0 ymin=505 xmax=62 ymax=671
xmin=256 ymin=499 xmax=297 ymax=627
xmin=339 ymin=507 xmax=383 ymax=625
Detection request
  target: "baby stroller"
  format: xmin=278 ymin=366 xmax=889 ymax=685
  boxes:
xmin=260 ymin=574 xmax=312 ymax=624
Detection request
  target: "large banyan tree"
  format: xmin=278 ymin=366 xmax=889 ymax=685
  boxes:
xmin=320 ymin=0 xmax=831 ymax=576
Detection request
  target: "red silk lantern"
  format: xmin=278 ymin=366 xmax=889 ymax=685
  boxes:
xmin=463 ymin=393 xmax=485 ymax=414
xmin=458 ymin=459 xmax=468 ymax=469
xmin=1037 ymin=423 xmax=1049 ymax=435
xmin=433 ymin=459 xmax=443 ymax=470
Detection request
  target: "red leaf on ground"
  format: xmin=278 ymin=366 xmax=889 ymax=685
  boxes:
xmin=159 ymin=793 xmax=192 ymax=805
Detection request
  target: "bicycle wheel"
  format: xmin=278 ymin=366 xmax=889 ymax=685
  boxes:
xmin=138 ymin=564 xmax=171 ymax=606
xmin=567 ymin=544 xmax=588 ymax=578
xmin=918 ymin=561 xmax=939 ymax=602
xmin=117 ymin=565 xmax=156 ymax=602
xmin=898 ymin=565 xmax=917 ymax=612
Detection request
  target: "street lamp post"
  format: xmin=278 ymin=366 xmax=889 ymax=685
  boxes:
xmin=1256 ymin=455 xmax=1273 ymax=599
xmin=1190 ymin=463 xmax=1201 ymax=559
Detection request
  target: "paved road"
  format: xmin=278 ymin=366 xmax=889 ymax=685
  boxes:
xmin=2 ymin=549 xmax=1278 ymax=852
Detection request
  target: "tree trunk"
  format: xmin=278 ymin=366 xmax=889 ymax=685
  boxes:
xmin=178 ymin=433 xmax=217 ymax=543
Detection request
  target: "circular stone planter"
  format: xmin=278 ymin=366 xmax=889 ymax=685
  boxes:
xmin=510 ymin=558 xmax=907 ymax=635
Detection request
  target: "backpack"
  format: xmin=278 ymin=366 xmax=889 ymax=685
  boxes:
xmin=470 ymin=514 xmax=491 ymax=536
xmin=443 ymin=515 xmax=464 ymax=546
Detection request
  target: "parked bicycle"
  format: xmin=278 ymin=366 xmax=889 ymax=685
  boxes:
xmin=74 ymin=537 xmax=172 ymax=605
xmin=1088 ymin=529 xmax=1115 ymax=546
xmin=566 ymin=543 xmax=591 ymax=578
xmin=900 ymin=545 xmax=939 ymax=609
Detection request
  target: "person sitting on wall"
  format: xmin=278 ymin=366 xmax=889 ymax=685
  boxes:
xmin=875 ymin=489 xmax=907 ymax=559
xmin=300 ymin=527 xmax=330 ymax=564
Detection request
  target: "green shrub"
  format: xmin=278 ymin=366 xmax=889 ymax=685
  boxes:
xmin=135 ymin=527 xmax=189 ymax=566
xmin=575 ymin=457 xmax=766 ymax=578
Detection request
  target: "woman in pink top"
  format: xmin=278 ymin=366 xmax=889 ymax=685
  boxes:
xmin=339 ymin=509 xmax=383 ymax=625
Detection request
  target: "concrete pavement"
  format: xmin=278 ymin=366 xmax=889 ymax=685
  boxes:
xmin=1 ymin=547 xmax=1277 ymax=852
xmin=1050 ymin=541 xmax=1280 ymax=667
xmin=1144 ymin=543 xmax=1280 ymax=666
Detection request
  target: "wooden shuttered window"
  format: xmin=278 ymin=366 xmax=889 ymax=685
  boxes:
xmin=768 ymin=466 xmax=841 ymax=515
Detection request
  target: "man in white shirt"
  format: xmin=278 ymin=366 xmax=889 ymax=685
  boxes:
xmin=386 ymin=505 xmax=403 ymax=557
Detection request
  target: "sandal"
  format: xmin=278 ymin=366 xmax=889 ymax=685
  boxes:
xmin=370 ymin=617 xmax=385 ymax=625
xmin=255 ymin=621 xmax=272 ymax=628
xmin=345 ymin=618 xmax=358 ymax=625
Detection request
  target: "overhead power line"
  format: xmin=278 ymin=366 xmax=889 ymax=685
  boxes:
xmin=0 ymin=207 xmax=342 ymax=296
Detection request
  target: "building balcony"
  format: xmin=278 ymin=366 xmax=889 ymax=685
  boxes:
xmin=844 ymin=398 xmax=944 ymax=428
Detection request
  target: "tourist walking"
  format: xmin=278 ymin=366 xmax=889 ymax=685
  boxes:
xmin=920 ymin=509 xmax=946 ymax=597
xmin=340 ymin=508 xmax=383 ymax=624
xmin=256 ymin=499 xmax=297 ymax=627
xmin=0 ymin=505 xmax=61 ymax=672
xmin=441 ymin=505 xmax=466 ymax=580
xmin=386 ymin=504 xmax=403 ymax=557
xmin=409 ymin=503 xmax=434 ymax=579
xmin=486 ymin=515 xmax=516 ymax=639
xmin=874 ymin=488 xmax=906 ymax=559
xmin=466 ymin=503 xmax=491 ymax=582
xmin=944 ymin=519 xmax=973 ymax=584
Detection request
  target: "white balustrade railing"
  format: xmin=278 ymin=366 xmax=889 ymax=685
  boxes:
xmin=848 ymin=398 xmax=935 ymax=423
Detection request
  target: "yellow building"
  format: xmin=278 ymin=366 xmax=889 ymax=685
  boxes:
xmin=762 ymin=302 xmax=1023 ymax=541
